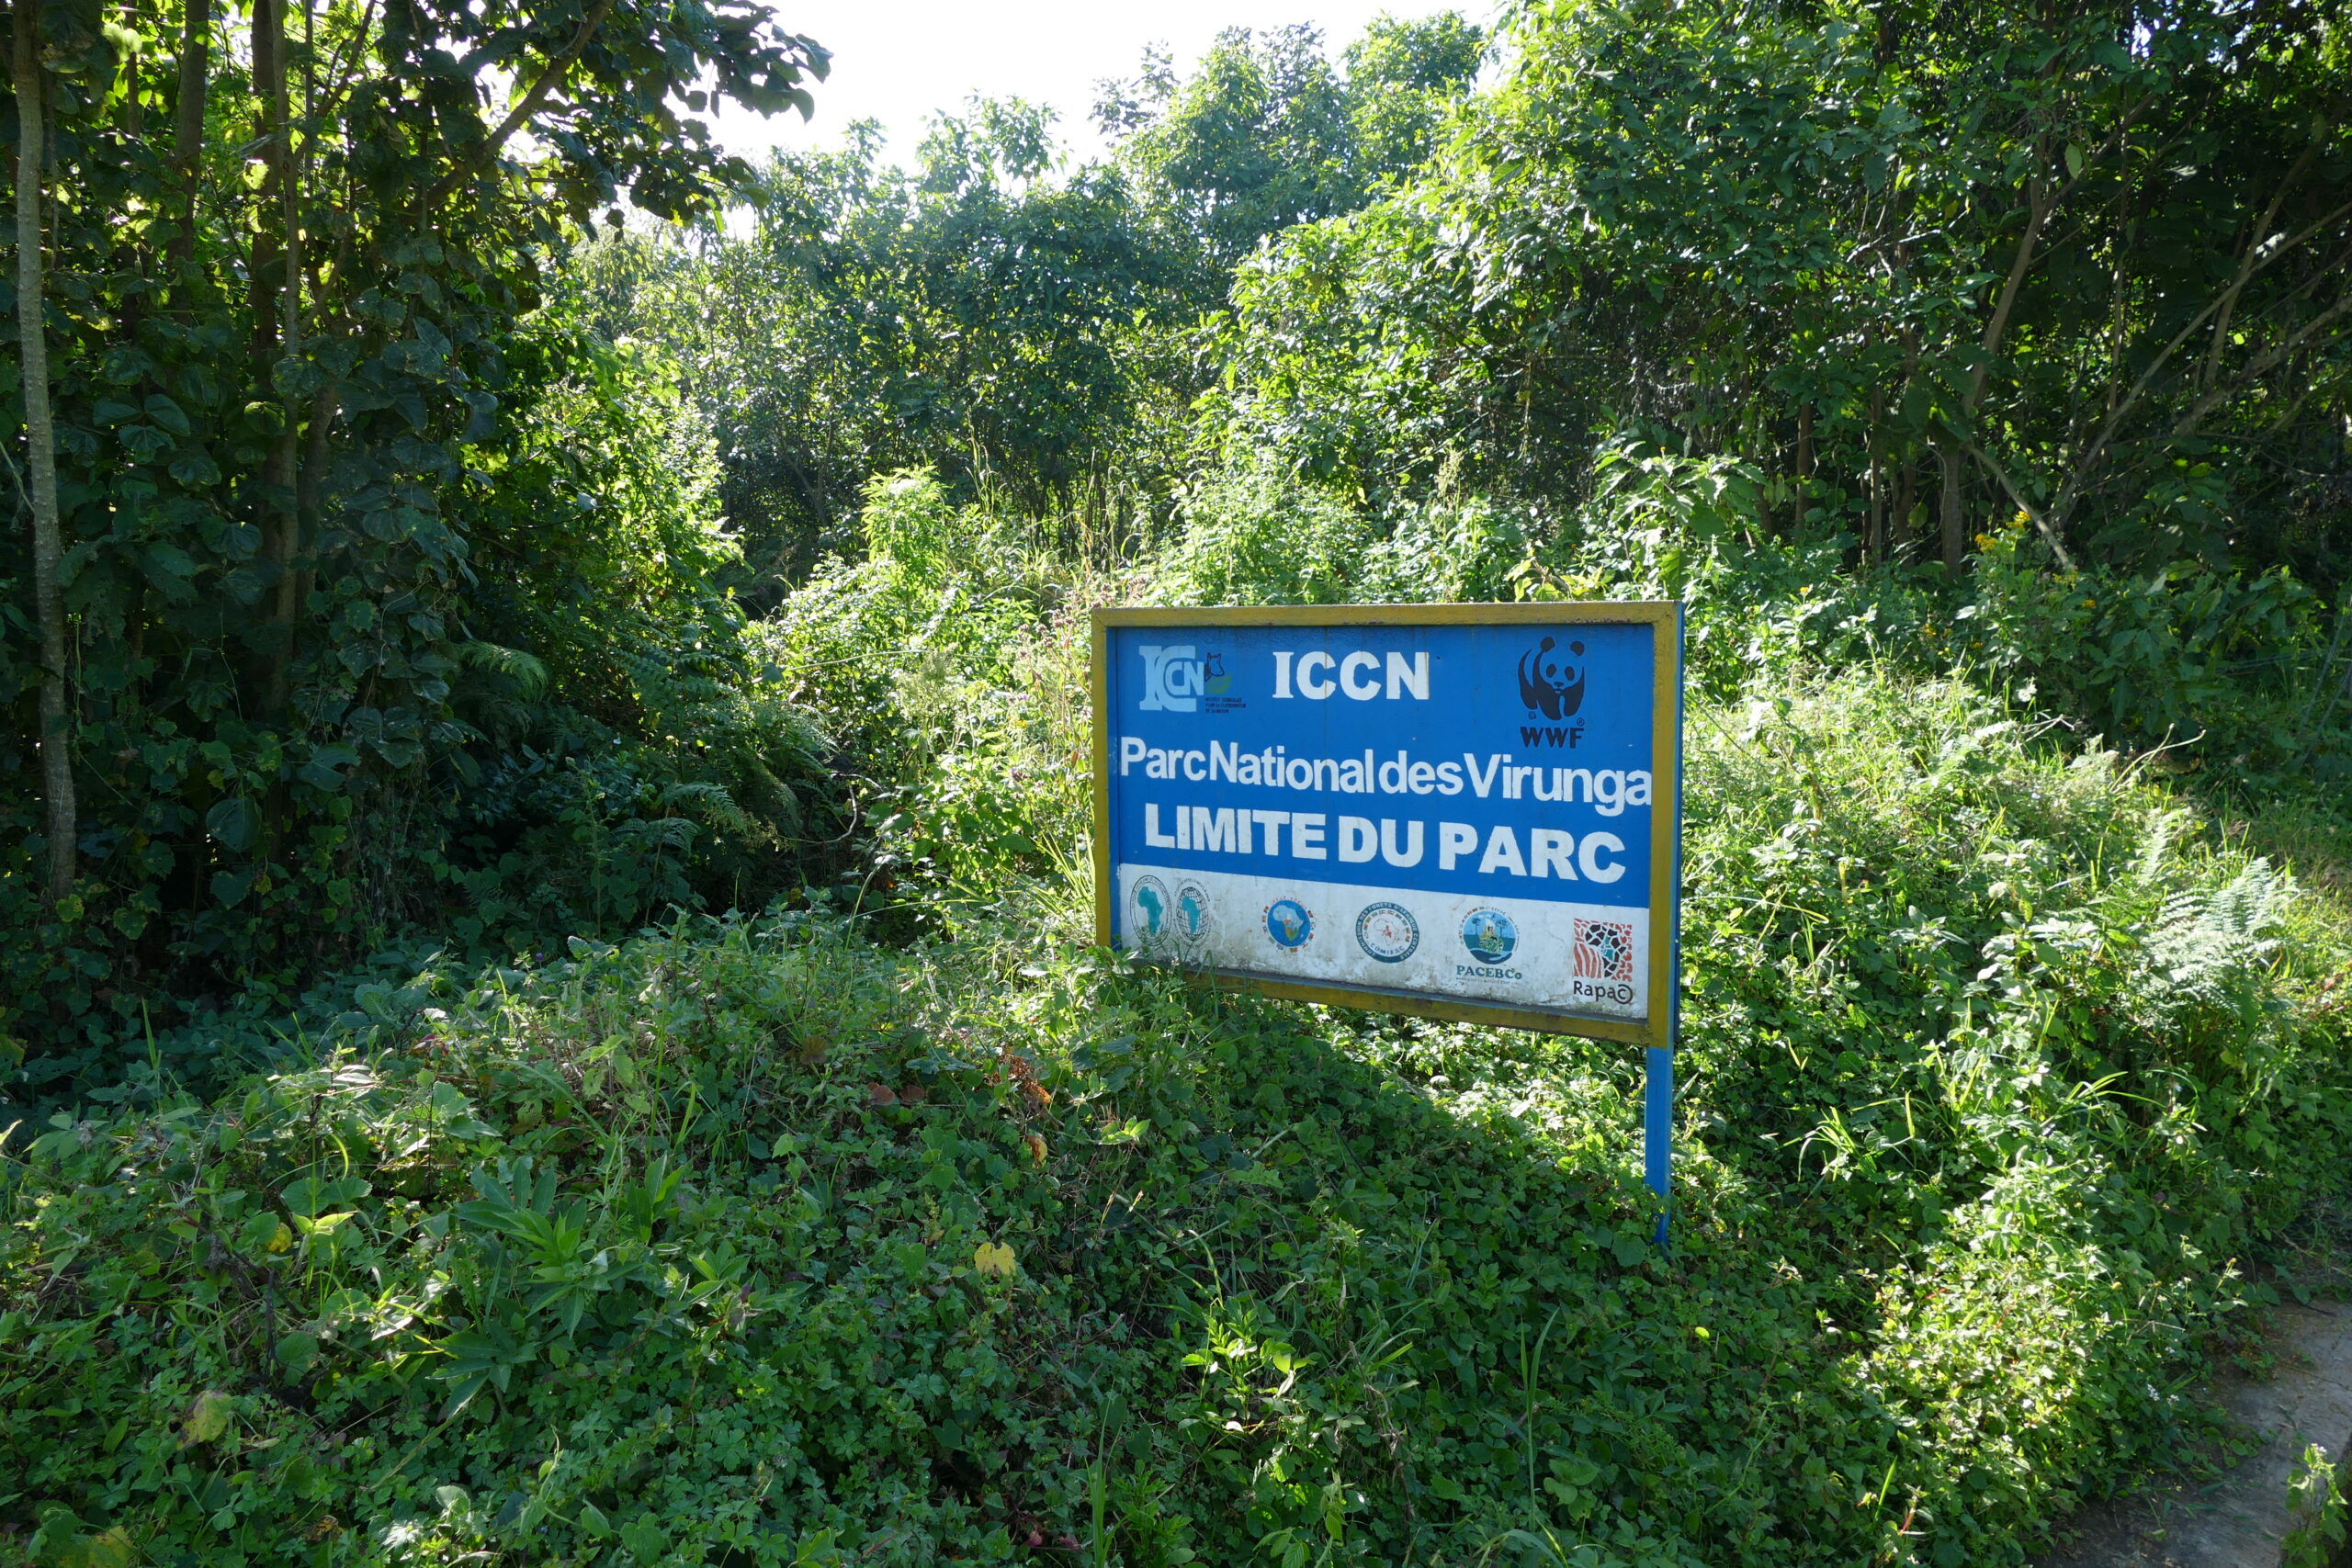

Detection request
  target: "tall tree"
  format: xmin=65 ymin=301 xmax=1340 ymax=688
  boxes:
xmin=1214 ymin=0 xmax=2352 ymax=584
xmin=9 ymin=0 xmax=74 ymax=902
xmin=0 ymin=0 xmax=828 ymax=1028
xmin=1099 ymin=17 xmax=1484 ymax=276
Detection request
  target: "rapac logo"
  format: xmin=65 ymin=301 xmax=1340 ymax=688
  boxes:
xmin=1571 ymin=917 xmax=1637 ymax=1009
xmin=1138 ymin=645 xmax=1202 ymax=712
xmin=1573 ymin=918 xmax=1634 ymax=981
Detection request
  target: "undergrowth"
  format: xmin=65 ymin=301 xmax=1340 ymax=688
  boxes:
xmin=6 ymin=667 xmax=2348 ymax=1568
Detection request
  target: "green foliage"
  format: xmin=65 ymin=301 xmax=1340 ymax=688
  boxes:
xmin=755 ymin=469 xmax=1093 ymax=928
xmin=1096 ymin=16 xmax=1484 ymax=274
xmin=4 ymin=314 xmax=842 ymax=1093
xmin=1958 ymin=518 xmax=2350 ymax=776
xmin=1162 ymin=460 xmax=1375 ymax=606
xmin=1159 ymin=458 xmax=1543 ymax=610
xmin=12 ymin=6 xmax=2352 ymax=1561
xmin=4 ymin=917 xmax=1105 ymax=1564
xmin=2 ymin=0 xmax=833 ymax=1077
xmin=2284 ymin=1442 xmax=2351 ymax=1568
xmin=562 ymin=113 xmax=1196 ymax=589
xmin=1340 ymin=14 xmax=1488 ymax=184
xmin=445 ymin=322 xmax=842 ymax=943
xmin=562 ymin=17 xmax=1488 ymax=593
xmin=7 ymin=662 xmax=2347 ymax=1566
xmin=1213 ymin=0 xmax=2352 ymax=580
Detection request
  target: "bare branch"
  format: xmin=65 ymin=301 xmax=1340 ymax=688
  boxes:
xmin=1964 ymin=440 xmax=2078 ymax=571
xmin=2048 ymin=193 xmax=2352 ymax=530
xmin=1965 ymin=175 xmax=2049 ymax=413
xmin=2163 ymin=280 xmax=2352 ymax=449
xmin=2200 ymin=129 xmax=2327 ymax=392
xmin=423 ymin=0 xmax=621 ymax=209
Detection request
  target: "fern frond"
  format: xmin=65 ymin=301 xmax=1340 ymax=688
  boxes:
xmin=458 ymin=641 xmax=552 ymax=699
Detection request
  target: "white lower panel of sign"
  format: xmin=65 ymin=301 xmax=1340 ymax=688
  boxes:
xmin=1116 ymin=863 xmax=1648 ymax=1021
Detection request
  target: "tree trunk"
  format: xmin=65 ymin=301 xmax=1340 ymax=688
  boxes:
xmin=1948 ymin=175 xmax=2052 ymax=574
xmin=120 ymin=2 xmax=142 ymax=137
xmin=169 ymin=0 xmax=210 ymax=267
xmin=254 ymin=0 xmax=303 ymax=712
xmin=12 ymin=8 xmax=76 ymax=902
xmin=246 ymin=0 xmax=278 ymax=375
xmin=1895 ymin=453 xmax=1916 ymax=557
xmin=1867 ymin=391 xmax=1884 ymax=566
xmin=1936 ymin=440 xmax=1964 ymax=574
xmin=1965 ymin=178 xmax=2048 ymax=414
xmin=291 ymin=377 xmax=332 ymax=637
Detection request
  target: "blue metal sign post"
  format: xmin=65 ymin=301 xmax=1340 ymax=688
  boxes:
xmin=1091 ymin=604 xmax=1684 ymax=1240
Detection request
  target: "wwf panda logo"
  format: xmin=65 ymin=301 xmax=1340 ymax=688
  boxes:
xmin=1517 ymin=636 xmax=1586 ymax=721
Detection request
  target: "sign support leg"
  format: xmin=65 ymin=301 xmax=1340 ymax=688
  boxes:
xmin=1645 ymin=1044 xmax=1672 ymax=1248
xmin=1650 ymin=602 xmax=1684 ymax=1252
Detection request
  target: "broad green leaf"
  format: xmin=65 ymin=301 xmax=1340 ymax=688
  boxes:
xmin=281 ymin=1176 xmax=370 ymax=1216
xmin=184 ymin=1389 xmax=234 ymax=1445
xmin=167 ymin=446 xmax=223 ymax=487
xmin=119 ymin=424 xmax=175 ymax=461
xmin=143 ymin=393 xmax=191 ymax=435
xmin=140 ymin=542 xmax=198 ymax=598
xmin=205 ymin=797 xmax=261 ymax=852
xmin=232 ymin=1211 xmax=279 ymax=1254
xmin=100 ymin=346 xmax=156 ymax=383
xmin=290 ymin=1212 xmax=358 ymax=1237
xmin=620 ymin=1517 xmax=669 ymax=1562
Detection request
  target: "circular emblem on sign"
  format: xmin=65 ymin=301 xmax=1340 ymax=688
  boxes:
xmin=1354 ymin=901 xmax=1419 ymax=964
xmin=1172 ymin=880 xmax=1214 ymax=956
xmin=1263 ymin=897 xmax=1314 ymax=950
xmin=1460 ymin=908 xmax=1519 ymax=964
xmin=1128 ymin=874 xmax=1172 ymax=955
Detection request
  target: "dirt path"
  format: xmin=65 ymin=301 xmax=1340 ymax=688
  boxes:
xmin=2038 ymin=1301 xmax=2352 ymax=1568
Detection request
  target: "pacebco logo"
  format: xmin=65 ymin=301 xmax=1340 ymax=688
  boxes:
xmin=1455 ymin=908 xmax=1522 ymax=981
xmin=1138 ymin=645 xmax=1233 ymax=713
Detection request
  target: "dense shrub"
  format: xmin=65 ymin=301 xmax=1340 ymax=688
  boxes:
xmin=1146 ymin=446 xmax=2352 ymax=789
xmin=1959 ymin=519 xmax=2352 ymax=782
xmin=2 ymin=328 xmax=844 ymax=1099
xmin=7 ymin=663 xmax=2345 ymax=1567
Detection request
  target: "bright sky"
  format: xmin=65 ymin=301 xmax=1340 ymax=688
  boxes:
xmin=707 ymin=0 xmax=1493 ymax=172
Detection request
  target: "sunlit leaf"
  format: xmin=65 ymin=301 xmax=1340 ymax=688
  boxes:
xmin=183 ymin=1390 xmax=234 ymax=1446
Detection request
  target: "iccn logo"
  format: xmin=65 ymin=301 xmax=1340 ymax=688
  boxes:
xmin=1137 ymin=645 xmax=1230 ymax=713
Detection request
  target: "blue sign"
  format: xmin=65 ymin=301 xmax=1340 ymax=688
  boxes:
xmin=1091 ymin=605 xmax=1682 ymax=1043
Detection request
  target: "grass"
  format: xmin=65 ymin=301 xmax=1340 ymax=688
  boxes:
xmin=4 ymin=665 xmax=2348 ymax=1568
